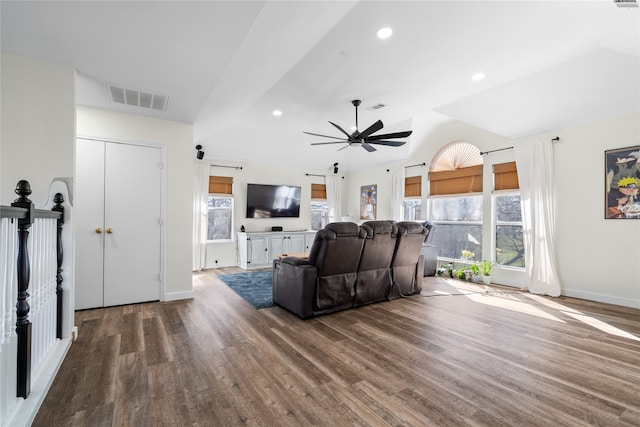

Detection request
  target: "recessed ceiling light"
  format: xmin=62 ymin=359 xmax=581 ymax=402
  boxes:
xmin=376 ymin=27 xmax=393 ymax=39
xmin=471 ymin=72 xmax=486 ymax=81
xmin=272 ymin=110 xmax=282 ymax=117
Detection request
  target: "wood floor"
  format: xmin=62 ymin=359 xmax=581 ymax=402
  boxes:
xmin=34 ymin=269 xmax=640 ymax=426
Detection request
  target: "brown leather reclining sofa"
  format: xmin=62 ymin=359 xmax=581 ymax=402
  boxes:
xmin=272 ymin=220 xmax=428 ymax=319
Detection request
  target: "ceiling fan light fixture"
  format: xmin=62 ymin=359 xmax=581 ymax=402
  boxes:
xmin=376 ymin=27 xmax=393 ymax=39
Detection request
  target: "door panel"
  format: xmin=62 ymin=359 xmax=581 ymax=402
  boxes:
xmin=103 ymin=143 xmax=162 ymax=306
xmin=75 ymin=139 xmax=106 ymax=310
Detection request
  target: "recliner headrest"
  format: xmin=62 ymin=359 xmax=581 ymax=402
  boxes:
xmin=397 ymin=221 xmax=427 ymax=236
xmin=361 ymin=220 xmax=397 ymax=238
xmin=325 ymin=222 xmax=361 ymax=237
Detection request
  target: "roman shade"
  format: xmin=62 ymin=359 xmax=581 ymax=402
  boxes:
xmin=311 ymin=183 xmax=327 ymax=199
xmin=404 ymin=176 xmax=422 ymax=197
xmin=428 ymin=165 xmax=483 ymax=195
xmin=209 ymin=176 xmax=233 ymax=194
xmin=493 ymin=161 xmax=519 ymax=190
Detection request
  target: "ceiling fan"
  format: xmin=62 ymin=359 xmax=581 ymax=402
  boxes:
xmin=303 ymin=100 xmax=412 ymax=152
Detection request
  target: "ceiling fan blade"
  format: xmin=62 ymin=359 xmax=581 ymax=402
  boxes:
xmin=311 ymin=141 xmax=349 ymax=145
xmin=366 ymin=130 xmax=413 ymax=140
xmin=337 ymin=144 xmax=351 ymax=151
xmin=358 ymin=120 xmax=384 ymax=139
xmin=367 ymin=140 xmax=407 ymax=147
xmin=328 ymin=121 xmax=352 ymax=139
xmin=303 ymin=131 xmax=347 ymax=141
xmin=362 ymin=142 xmax=377 ymax=152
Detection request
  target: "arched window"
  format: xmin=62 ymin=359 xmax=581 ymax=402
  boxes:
xmin=427 ymin=142 xmax=483 ymax=262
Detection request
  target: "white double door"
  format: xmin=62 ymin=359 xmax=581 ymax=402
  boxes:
xmin=75 ymin=138 xmax=163 ymax=309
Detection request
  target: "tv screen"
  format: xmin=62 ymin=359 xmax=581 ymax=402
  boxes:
xmin=246 ymin=183 xmax=301 ymax=218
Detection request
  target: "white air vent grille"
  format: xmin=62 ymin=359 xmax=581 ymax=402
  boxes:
xmin=366 ymin=103 xmax=386 ymax=110
xmin=614 ymin=0 xmax=637 ymax=7
xmin=107 ymin=85 xmax=168 ymax=111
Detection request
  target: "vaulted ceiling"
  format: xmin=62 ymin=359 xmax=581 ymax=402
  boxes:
xmin=2 ymin=1 xmax=638 ymax=172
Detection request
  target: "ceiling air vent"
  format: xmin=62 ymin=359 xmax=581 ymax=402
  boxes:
xmin=366 ymin=103 xmax=386 ymax=111
xmin=613 ymin=0 xmax=637 ymax=7
xmin=106 ymin=85 xmax=168 ymax=112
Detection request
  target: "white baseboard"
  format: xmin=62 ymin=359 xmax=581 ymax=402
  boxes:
xmin=5 ymin=338 xmax=72 ymax=427
xmin=163 ymin=290 xmax=194 ymax=302
xmin=563 ymin=289 xmax=640 ymax=309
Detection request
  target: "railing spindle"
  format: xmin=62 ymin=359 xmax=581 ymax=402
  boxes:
xmin=10 ymin=180 xmax=34 ymax=399
xmin=52 ymin=193 xmax=64 ymax=339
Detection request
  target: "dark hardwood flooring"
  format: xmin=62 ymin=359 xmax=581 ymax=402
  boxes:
xmin=34 ymin=269 xmax=640 ymax=426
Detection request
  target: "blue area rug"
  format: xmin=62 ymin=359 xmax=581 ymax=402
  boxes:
xmin=217 ymin=271 xmax=274 ymax=309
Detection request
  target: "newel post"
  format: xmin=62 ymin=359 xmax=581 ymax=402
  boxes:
xmin=11 ymin=180 xmax=34 ymax=399
xmin=52 ymin=193 xmax=64 ymax=339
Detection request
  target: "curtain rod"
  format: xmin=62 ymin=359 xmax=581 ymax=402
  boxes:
xmin=386 ymin=162 xmax=426 ymax=172
xmin=305 ymin=173 xmax=344 ymax=179
xmin=480 ymin=137 xmax=559 ymax=156
xmin=211 ymin=164 xmax=243 ymax=170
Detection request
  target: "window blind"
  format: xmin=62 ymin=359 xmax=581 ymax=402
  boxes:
xmin=404 ymin=176 xmax=422 ymax=197
xmin=311 ymin=183 xmax=327 ymax=199
xmin=493 ymin=161 xmax=519 ymax=190
xmin=209 ymin=176 xmax=233 ymax=194
xmin=428 ymin=164 xmax=483 ymax=195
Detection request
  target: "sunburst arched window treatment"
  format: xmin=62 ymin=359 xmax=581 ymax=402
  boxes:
xmin=429 ymin=142 xmax=483 ymax=196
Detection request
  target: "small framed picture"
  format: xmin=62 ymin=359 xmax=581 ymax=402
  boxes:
xmin=605 ymin=146 xmax=640 ymax=219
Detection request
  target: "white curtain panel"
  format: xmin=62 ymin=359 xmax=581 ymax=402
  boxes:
xmin=514 ymin=138 xmax=562 ymax=297
xmin=390 ymin=167 xmax=405 ymax=221
xmin=326 ymin=175 xmax=343 ymax=223
xmin=192 ymin=161 xmax=209 ymax=271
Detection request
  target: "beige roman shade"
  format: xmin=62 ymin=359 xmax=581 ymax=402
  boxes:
xmin=493 ymin=161 xmax=519 ymax=190
xmin=209 ymin=176 xmax=233 ymax=194
xmin=311 ymin=183 xmax=327 ymax=199
xmin=404 ymin=176 xmax=422 ymax=197
xmin=428 ymin=165 xmax=483 ymax=196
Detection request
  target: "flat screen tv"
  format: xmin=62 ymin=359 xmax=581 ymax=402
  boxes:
xmin=246 ymin=183 xmax=301 ymax=218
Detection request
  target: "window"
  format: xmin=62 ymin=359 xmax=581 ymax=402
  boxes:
xmin=493 ymin=162 xmax=524 ymax=267
xmin=311 ymin=183 xmax=329 ymax=230
xmin=428 ymin=194 xmax=483 ymax=259
xmin=427 ymin=142 xmax=484 ymax=261
xmin=495 ymin=193 xmax=524 ymax=267
xmin=403 ymin=175 xmax=422 ymax=221
xmin=208 ymin=176 xmax=233 ymax=242
xmin=207 ymin=196 xmax=233 ymax=241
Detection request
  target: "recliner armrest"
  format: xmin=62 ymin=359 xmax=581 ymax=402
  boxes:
xmin=273 ymin=260 xmax=318 ymax=319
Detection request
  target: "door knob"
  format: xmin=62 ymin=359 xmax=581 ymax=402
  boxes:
xmin=106 ymin=228 xmax=113 ymax=234
xmin=95 ymin=227 xmax=103 ymax=234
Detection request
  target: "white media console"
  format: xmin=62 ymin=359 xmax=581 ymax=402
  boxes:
xmin=238 ymin=230 xmax=317 ymax=269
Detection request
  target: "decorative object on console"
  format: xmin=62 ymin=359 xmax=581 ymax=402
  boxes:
xmin=605 ymin=145 xmax=640 ymax=219
xmin=303 ymin=99 xmax=412 ymax=152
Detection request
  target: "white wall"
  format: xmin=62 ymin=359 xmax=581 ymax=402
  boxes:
xmin=76 ymin=106 xmax=194 ymax=301
xmin=0 ymin=52 xmax=76 ymax=427
xmin=550 ymin=114 xmax=640 ymax=307
xmin=204 ymin=160 xmax=335 ymax=268
xmin=344 ymin=115 xmax=640 ymax=308
xmin=1 ymin=53 xmax=76 ymax=206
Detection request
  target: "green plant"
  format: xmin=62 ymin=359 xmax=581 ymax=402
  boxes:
xmin=470 ymin=264 xmax=480 ymax=276
xmin=457 ymin=269 xmax=466 ymax=280
xmin=480 ymin=260 xmax=493 ymax=276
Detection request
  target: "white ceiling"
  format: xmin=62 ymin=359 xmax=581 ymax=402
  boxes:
xmin=2 ymin=1 xmax=639 ymax=173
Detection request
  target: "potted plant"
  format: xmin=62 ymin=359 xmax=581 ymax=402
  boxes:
xmin=470 ymin=263 xmax=480 ymax=282
xmin=480 ymin=260 xmax=493 ymax=285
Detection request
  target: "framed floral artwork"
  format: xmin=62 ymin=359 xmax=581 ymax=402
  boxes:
xmin=360 ymin=184 xmax=377 ymax=220
xmin=605 ymin=145 xmax=640 ymax=219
